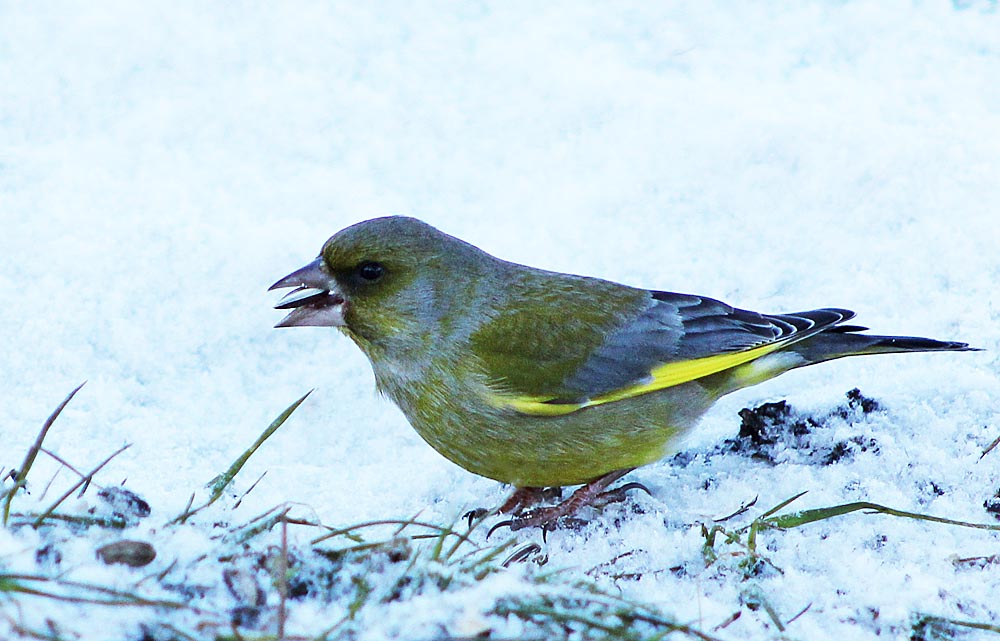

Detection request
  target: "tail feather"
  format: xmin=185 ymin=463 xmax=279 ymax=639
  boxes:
xmin=707 ymin=319 xmax=978 ymax=397
xmin=792 ymin=331 xmax=979 ymax=366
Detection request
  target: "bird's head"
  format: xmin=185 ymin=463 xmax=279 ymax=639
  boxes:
xmin=270 ymin=216 xmax=489 ymax=356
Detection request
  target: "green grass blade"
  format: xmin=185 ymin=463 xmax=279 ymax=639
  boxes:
xmin=2 ymin=382 xmax=86 ymax=526
xmin=170 ymin=390 xmax=312 ymax=525
xmin=205 ymin=390 xmax=313 ymax=500
xmin=764 ymin=501 xmax=1000 ymax=532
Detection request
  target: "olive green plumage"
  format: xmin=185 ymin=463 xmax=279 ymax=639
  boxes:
xmin=271 ymin=216 xmax=976 ymax=488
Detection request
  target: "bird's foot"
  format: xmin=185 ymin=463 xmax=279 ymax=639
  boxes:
xmin=464 ymin=486 xmax=562 ymax=528
xmin=488 ymin=468 xmax=645 ymax=536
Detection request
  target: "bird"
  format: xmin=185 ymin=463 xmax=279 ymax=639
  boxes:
xmin=270 ymin=216 xmax=977 ymax=530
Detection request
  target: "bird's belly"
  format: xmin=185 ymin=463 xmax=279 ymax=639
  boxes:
xmin=404 ymin=382 xmax=715 ymax=487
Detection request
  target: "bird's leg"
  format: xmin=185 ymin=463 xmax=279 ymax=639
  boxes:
xmin=498 ymin=486 xmax=562 ymax=514
xmin=491 ymin=468 xmax=648 ymax=534
xmin=465 ymin=486 xmax=563 ymax=527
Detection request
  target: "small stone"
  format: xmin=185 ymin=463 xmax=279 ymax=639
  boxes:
xmin=96 ymin=540 xmax=157 ymax=567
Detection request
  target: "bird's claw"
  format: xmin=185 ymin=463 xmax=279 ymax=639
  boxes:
xmin=487 ymin=519 xmax=515 ymax=539
xmin=485 ymin=513 xmax=562 ymax=541
xmin=593 ymin=481 xmax=651 ymax=507
xmin=463 ymin=508 xmax=490 ymax=529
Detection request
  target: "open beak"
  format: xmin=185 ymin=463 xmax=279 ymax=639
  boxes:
xmin=269 ymin=258 xmax=347 ymax=328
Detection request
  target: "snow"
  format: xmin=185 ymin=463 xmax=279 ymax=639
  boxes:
xmin=2 ymin=1 xmax=999 ymax=639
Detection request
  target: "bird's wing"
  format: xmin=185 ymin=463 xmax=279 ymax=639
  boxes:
xmin=472 ymin=289 xmax=853 ymax=416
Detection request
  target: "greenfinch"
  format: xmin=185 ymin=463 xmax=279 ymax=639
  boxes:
xmin=271 ymin=216 xmax=975 ymax=528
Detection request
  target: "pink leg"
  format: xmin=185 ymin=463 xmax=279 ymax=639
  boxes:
xmin=489 ymin=468 xmax=648 ymax=535
xmin=498 ymin=487 xmax=551 ymax=514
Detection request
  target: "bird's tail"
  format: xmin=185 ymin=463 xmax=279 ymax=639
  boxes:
xmin=789 ymin=325 xmax=979 ymax=366
xmin=712 ymin=323 xmax=978 ymax=397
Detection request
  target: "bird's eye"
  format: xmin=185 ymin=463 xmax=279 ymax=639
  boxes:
xmin=357 ymin=261 xmax=384 ymax=281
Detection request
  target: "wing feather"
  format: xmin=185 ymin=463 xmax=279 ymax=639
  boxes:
xmin=484 ymin=289 xmax=854 ymax=416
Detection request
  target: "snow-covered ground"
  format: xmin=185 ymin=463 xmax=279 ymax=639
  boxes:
xmin=2 ymin=2 xmax=999 ymax=639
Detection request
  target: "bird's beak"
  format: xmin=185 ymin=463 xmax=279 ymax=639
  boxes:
xmin=269 ymin=258 xmax=347 ymax=328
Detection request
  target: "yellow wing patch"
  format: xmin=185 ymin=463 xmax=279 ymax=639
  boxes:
xmin=489 ymin=337 xmax=793 ymax=417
